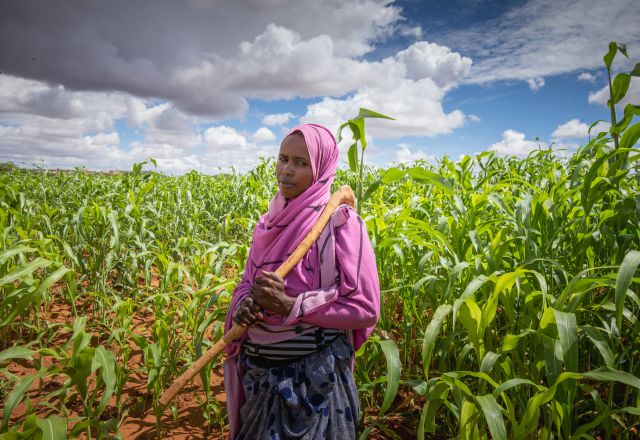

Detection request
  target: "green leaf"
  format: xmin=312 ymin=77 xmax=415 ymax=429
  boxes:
xmin=421 ymin=304 xmax=452 ymax=380
xmin=354 ymin=119 xmax=367 ymax=149
xmin=419 ymin=382 xmax=450 ymax=436
xmin=493 ymin=378 xmax=540 ymax=397
xmin=0 ymin=245 xmax=37 ymax=264
xmin=611 ymin=73 xmax=631 ymax=104
xmin=617 ymin=43 xmax=628 ymax=58
xmin=361 ymin=180 xmax=381 ymax=202
xmin=552 ymin=309 xmax=578 ymax=372
xmin=2 ymin=369 xmax=46 ymax=431
xmin=615 ymin=250 xmax=640 ymax=331
xmin=0 ymin=257 xmax=52 ymax=286
xmin=36 ymin=415 xmax=68 ymax=440
xmin=355 ymin=107 xmax=395 ymax=121
xmin=630 ymin=62 xmax=640 ymax=77
xmin=458 ymin=299 xmax=483 ymax=356
xmin=619 ymin=123 xmax=640 ymax=150
xmin=336 ymin=120 xmax=359 ymax=143
xmin=475 ymin=394 xmax=507 ymax=440
xmin=582 ymin=366 xmax=640 ymax=390
xmin=454 ymin=275 xmax=490 ymax=328
xmin=92 ymin=346 xmax=116 ymax=414
xmin=407 ymin=167 xmax=453 ymax=194
xmin=479 ymin=352 xmax=500 ymax=374
xmin=347 ymin=143 xmax=358 ymax=173
xmin=378 ymin=338 xmax=401 ymax=414
xmin=501 ymin=329 xmax=536 ymax=353
xmin=580 ymin=325 xmax=614 ymax=368
xmin=66 ymin=347 xmax=94 ymax=400
xmin=588 ymin=119 xmax=607 ymax=136
xmin=33 ymin=266 xmax=72 ymax=299
xmin=0 ymin=346 xmax=36 ymax=365
xmin=603 ymin=42 xmax=617 ymax=69
xmin=380 ymin=167 xmax=405 ymax=184
xmin=460 ymin=399 xmax=480 ymax=439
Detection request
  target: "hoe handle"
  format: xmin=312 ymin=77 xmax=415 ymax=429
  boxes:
xmin=158 ymin=185 xmax=356 ymax=407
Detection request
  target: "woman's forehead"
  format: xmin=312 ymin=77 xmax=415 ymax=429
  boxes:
xmin=279 ymin=133 xmax=309 ymax=158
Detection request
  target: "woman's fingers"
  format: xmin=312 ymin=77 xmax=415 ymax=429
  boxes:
xmin=233 ymin=296 xmax=262 ymax=326
xmin=254 ymin=271 xmax=284 ymax=290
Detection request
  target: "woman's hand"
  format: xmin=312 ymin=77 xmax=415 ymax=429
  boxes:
xmin=233 ymin=296 xmax=263 ymax=327
xmin=251 ymin=271 xmax=295 ymax=315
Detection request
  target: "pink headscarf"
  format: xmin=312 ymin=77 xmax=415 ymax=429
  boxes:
xmin=250 ymin=123 xmax=339 ymax=272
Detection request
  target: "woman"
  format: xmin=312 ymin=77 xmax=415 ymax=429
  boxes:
xmin=223 ymin=123 xmax=380 ymax=439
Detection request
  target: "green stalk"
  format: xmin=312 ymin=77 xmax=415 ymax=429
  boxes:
xmin=607 ymin=67 xmax=619 ymax=149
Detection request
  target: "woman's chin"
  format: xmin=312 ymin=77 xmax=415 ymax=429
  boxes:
xmin=279 ymin=187 xmax=297 ymax=199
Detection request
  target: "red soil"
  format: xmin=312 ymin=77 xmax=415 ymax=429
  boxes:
xmin=2 ymin=291 xmax=228 ymax=439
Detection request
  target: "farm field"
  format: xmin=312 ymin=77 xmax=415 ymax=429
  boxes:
xmin=2 ymin=44 xmax=640 ymax=440
xmin=2 ymin=135 xmax=640 ymax=439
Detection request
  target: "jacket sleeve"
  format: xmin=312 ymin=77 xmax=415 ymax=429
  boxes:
xmin=283 ymin=208 xmax=380 ymax=330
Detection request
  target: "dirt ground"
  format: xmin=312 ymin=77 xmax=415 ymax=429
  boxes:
xmin=2 ymin=294 xmax=229 ymax=439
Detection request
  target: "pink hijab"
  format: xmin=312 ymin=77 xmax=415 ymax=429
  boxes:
xmin=251 ymin=123 xmax=339 ymax=271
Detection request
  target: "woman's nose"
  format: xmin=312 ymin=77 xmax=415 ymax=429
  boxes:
xmin=282 ymin=162 xmax=294 ymax=175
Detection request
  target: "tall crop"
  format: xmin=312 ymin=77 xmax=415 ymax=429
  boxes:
xmin=0 ymin=42 xmax=638 ymax=439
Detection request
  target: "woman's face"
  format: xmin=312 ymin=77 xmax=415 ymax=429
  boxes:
xmin=276 ymin=133 xmax=313 ymax=200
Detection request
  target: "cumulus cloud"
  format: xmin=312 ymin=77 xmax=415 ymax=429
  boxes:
xmin=468 ymin=114 xmax=481 ymax=123
xmin=588 ymin=77 xmax=640 ymax=109
xmin=552 ymin=119 xmax=610 ymax=138
xmin=300 ymin=41 xmax=471 ymax=138
xmin=527 ymin=77 xmax=545 ymax=92
xmin=395 ymin=145 xmax=435 ymax=163
xmin=253 ymin=127 xmax=276 ymax=142
xmin=578 ymin=72 xmax=596 ymax=82
xmin=204 ymin=126 xmax=251 ymax=150
xmin=0 ymin=0 xmax=402 ymax=119
xmin=394 ymin=42 xmax=471 ymax=88
xmin=489 ymin=129 xmax=541 ymax=156
xmin=262 ymin=112 xmax=295 ymax=126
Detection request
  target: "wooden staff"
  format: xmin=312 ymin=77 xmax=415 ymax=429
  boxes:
xmin=158 ymin=185 xmax=356 ymax=407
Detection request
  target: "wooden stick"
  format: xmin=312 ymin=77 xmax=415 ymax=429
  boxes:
xmin=158 ymin=185 xmax=355 ymax=408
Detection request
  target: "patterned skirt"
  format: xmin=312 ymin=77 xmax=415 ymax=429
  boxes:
xmin=235 ymin=334 xmax=359 ymax=440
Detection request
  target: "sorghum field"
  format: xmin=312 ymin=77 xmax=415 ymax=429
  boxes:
xmin=1 ymin=43 xmax=639 ymax=439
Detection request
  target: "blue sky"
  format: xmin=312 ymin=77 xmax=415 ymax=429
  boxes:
xmin=0 ymin=0 xmax=638 ymax=173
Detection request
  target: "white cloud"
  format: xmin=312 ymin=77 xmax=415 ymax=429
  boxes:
xmin=527 ymin=77 xmax=545 ymax=92
xmin=395 ymin=42 xmax=472 ymax=88
xmin=468 ymin=114 xmax=481 ymax=123
xmin=578 ymin=72 xmax=596 ymax=83
xmin=552 ymin=119 xmax=610 ymax=138
xmin=395 ymin=145 xmax=435 ymax=163
xmin=253 ymin=127 xmax=276 ymax=142
xmin=302 ymin=77 xmax=467 ymax=139
xmin=489 ymin=129 xmax=541 ymax=156
xmin=204 ymin=126 xmax=251 ymax=150
xmin=588 ymin=77 xmax=640 ymax=110
xmin=86 ymin=132 xmax=120 ymax=146
xmin=438 ymin=0 xmax=640 ymax=86
xmin=300 ymin=41 xmax=472 ymax=139
xmin=262 ymin=112 xmax=295 ymax=126
xmin=399 ymin=25 xmax=423 ymax=40
xmin=0 ymin=0 xmax=403 ymax=118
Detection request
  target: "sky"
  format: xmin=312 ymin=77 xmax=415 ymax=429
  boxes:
xmin=1 ymin=0 xmax=639 ymax=174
